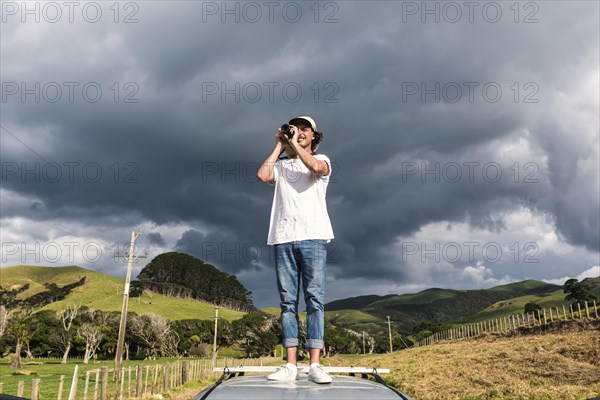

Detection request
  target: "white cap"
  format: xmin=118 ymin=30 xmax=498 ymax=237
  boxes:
xmin=289 ymin=116 xmax=317 ymax=132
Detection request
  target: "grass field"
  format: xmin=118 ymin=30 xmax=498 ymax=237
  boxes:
xmin=158 ymin=320 xmax=600 ymax=400
xmin=0 ymin=353 xmax=272 ymax=399
xmin=324 ymin=320 xmax=600 ymax=400
xmin=0 ymin=357 xmax=187 ymax=399
xmin=1 ymin=265 xmax=245 ymax=321
xmin=464 ymin=290 xmax=599 ymax=323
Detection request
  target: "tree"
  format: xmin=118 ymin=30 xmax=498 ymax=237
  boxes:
xmin=564 ymin=279 xmax=597 ymax=304
xmin=51 ymin=330 xmax=74 ymax=361
xmin=0 ymin=305 xmax=8 ymax=339
xmin=324 ymin=324 xmax=360 ymax=355
xmin=6 ymin=311 xmax=32 ymax=368
xmin=524 ymin=302 xmax=542 ymax=314
xmin=136 ymin=252 xmax=254 ymax=310
xmin=77 ymin=323 xmax=102 ymax=364
xmin=129 ymin=313 xmax=178 ymax=359
xmin=57 ymin=303 xmax=80 ymax=363
xmin=232 ymin=313 xmax=280 ymax=357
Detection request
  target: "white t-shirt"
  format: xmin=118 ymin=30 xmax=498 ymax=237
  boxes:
xmin=267 ymin=154 xmax=334 ymax=245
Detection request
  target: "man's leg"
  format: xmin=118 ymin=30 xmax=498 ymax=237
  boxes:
xmin=286 ymin=346 xmax=298 ymax=364
xmin=298 ymin=240 xmax=327 ymax=358
xmin=299 ymin=240 xmax=331 ymax=383
xmin=268 ymin=243 xmax=301 ymax=381
xmin=308 ymin=348 xmax=320 ymax=365
xmin=275 ymin=242 xmax=301 ymax=360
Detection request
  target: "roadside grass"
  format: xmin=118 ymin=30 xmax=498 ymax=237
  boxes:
xmin=326 ymin=321 xmax=600 ymax=400
xmin=2 ymin=358 xmax=152 ymax=399
xmin=1 ymin=356 xmax=235 ymax=399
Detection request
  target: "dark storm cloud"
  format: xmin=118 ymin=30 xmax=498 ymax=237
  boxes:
xmin=1 ymin=1 xmax=598 ymax=307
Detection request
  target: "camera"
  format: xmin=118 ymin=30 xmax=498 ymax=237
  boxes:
xmin=280 ymin=124 xmax=294 ymax=139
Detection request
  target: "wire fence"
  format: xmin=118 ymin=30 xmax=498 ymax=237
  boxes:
xmin=414 ymin=300 xmax=599 ymax=347
xmin=0 ymin=356 xmax=280 ymax=400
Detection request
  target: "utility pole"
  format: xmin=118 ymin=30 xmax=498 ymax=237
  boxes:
xmin=114 ymin=230 xmax=144 ymax=377
xmin=387 ymin=316 xmax=393 ymax=353
xmin=211 ymin=305 xmax=219 ymax=369
xmin=362 ymin=331 xmax=366 ymax=354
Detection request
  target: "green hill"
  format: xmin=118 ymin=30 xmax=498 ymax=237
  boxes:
xmin=325 ymin=309 xmax=388 ymax=334
xmin=489 ymin=279 xmax=559 ymax=293
xmin=466 ymin=277 xmax=600 ymax=322
xmin=325 ymin=294 xmax=396 ymax=311
xmin=366 ymin=288 xmax=461 ymax=308
xmin=323 ymin=279 xmax=568 ymax=334
xmin=0 ymin=265 xmax=245 ymax=321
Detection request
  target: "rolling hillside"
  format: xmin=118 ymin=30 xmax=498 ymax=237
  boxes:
xmin=0 ymin=265 xmax=245 ymax=321
xmin=466 ymin=277 xmax=600 ymax=323
xmin=367 ymin=288 xmax=462 ymax=308
xmin=324 ymin=321 xmax=600 ymax=400
xmin=321 ymin=279 xmax=590 ymax=334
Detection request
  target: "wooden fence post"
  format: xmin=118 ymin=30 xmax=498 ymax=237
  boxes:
xmin=563 ymin=305 xmax=568 ymax=321
xmin=119 ymin=367 xmax=125 ymax=400
xmin=100 ymin=367 xmax=108 ymax=400
xmin=31 ymin=379 xmax=41 ymax=400
xmin=68 ymin=365 xmax=79 ymax=400
xmin=136 ymin=365 xmax=143 ymax=398
xmin=585 ymin=301 xmax=590 ymax=318
xmin=128 ymin=366 xmax=133 ymax=398
xmin=578 ymin=303 xmax=582 ymax=318
xmin=17 ymin=381 xmax=24 ymax=397
xmin=542 ymin=308 xmax=547 ymax=324
xmin=594 ymin=301 xmax=599 ymax=319
xmin=57 ymin=375 xmax=66 ymax=400
xmin=144 ymin=366 xmax=150 ymax=396
xmin=93 ymin=369 xmax=100 ymax=400
xmin=83 ymin=370 xmax=90 ymax=400
xmin=163 ymin=363 xmax=170 ymax=390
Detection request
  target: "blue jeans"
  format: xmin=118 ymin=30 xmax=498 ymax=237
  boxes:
xmin=275 ymin=239 xmax=327 ymax=349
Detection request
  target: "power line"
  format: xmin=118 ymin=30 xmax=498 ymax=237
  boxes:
xmin=1 ymin=124 xmax=48 ymax=163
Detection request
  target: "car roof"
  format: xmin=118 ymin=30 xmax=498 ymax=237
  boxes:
xmin=192 ymin=374 xmax=413 ymax=400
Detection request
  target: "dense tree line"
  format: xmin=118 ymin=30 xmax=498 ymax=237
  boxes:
xmin=135 ymin=252 xmax=255 ymax=312
xmin=0 ymin=278 xmax=87 ymax=313
xmin=0 ymin=305 xmax=406 ymax=367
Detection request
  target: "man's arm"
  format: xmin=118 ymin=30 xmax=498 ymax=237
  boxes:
xmin=257 ymin=134 xmax=286 ymax=183
xmin=290 ymin=141 xmax=330 ymax=177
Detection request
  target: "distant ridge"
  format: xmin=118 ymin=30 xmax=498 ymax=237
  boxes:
xmin=325 ymin=294 xmax=396 ymax=311
xmin=323 ymin=279 xmax=567 ymax=334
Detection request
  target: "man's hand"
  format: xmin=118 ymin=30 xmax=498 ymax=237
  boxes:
xmin=288 ymin=125 xmax=300 ymax=146
xmin=275 ymin=129 xmax=288 ymax=149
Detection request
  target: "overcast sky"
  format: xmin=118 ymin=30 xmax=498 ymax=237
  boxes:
xmin=1 ymin=1 xmax=599 ymax=308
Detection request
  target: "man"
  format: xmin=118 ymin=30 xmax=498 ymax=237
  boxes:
xmin=257 ymin=116 xmax=334 ymax=384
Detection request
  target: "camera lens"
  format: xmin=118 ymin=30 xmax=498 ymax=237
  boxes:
xmin=280 ymin=124 xmax=293 ymax=139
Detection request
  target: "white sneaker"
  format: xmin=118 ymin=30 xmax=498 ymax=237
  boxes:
xmin=308 ymin=363 xmax=332 ymax=384
xmin=267 ymin=363 xmax=298 ymax=381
